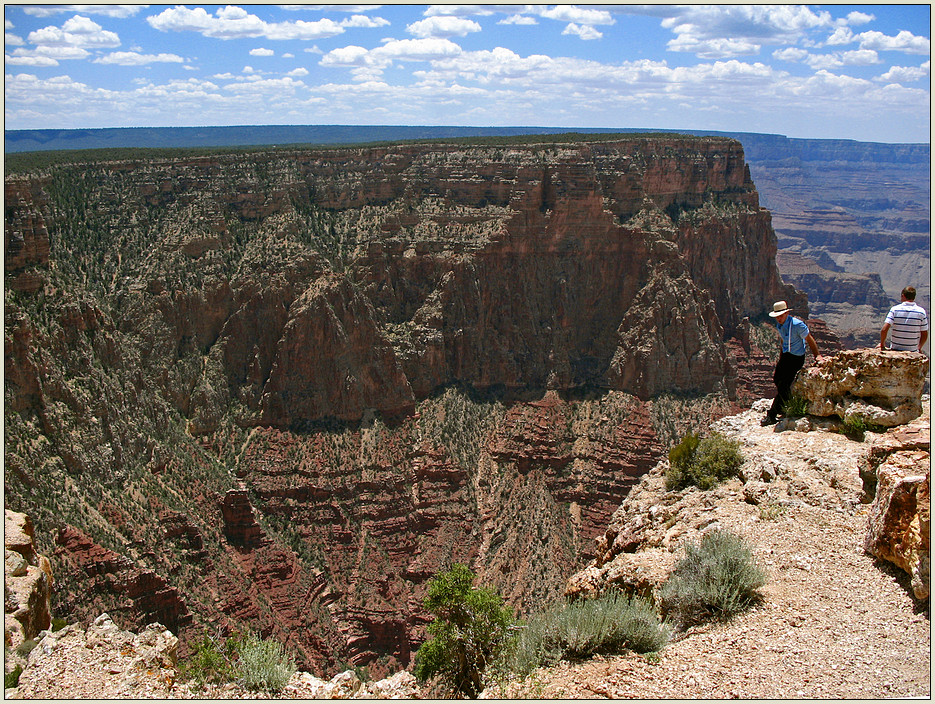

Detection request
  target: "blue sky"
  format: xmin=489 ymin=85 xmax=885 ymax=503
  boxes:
xmin=4 ymin=4 xmax=931 ymax=142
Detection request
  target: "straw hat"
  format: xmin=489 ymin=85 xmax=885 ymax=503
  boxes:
xmin=768 ymin=300 xmax=791 ymax=317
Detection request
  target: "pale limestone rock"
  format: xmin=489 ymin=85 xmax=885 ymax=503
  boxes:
xmin=864 ymin=452 xmax=930 ymax=600
xmin=791 ymin=349 xmax=929 ymax=427
xmin=4 ymin=510 xmax=52 ymax=653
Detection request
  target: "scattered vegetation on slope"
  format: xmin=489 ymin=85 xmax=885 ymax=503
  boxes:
xmin=660 ymin=529 xmax=767 ymax=629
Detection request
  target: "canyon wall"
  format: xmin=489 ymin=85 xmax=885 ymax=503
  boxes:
xmin=5 ymin=135 xmax=801 ymax=674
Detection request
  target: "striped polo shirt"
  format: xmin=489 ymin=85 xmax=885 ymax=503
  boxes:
xmin=884 ymin=301 xmax=928 ymax=351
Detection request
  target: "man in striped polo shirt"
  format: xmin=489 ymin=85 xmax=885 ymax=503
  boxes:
xmin=880 ymin=286 xmax=928 ymax=352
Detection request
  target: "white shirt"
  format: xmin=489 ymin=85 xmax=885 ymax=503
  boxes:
xmin=884 ymin=301 xmax=928 ymax=350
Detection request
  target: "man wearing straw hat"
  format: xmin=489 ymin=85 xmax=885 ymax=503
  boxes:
xmin=761 ymin=300 xmax=823 ymax=426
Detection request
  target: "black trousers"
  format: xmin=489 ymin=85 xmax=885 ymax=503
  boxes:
xmin=769 ymin=352 xmax=805 ymax=418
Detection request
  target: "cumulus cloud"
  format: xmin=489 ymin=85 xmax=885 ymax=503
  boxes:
xmin=563 ymin=23 xmax=602 ymax=41
xmin=805 ymin=49 xmax=881 ymax=70
xmin=28 ymin=14 xmax=120 ymax=49
xmin=772 ymin=47 xmax=809 ymax=62
xmin=407 ymin=16 xmax=481 ymax=38
xmin=93 ymin=51 xmax=185 ymax=66
xmin=536 ymin=6 xmax=614 ymax=26
xmin=320 ymin=37 xmax=462 ymax=80
xmin=250 ymin=48 xmax=275 ymax=57
xmin=341 ymin=14 xmax=390 ymax=29
xmin=857 ymin=30 xmax=930 ymax=55
xmin=825 ymin=27 xmax=854 ymax=46
xmin=658 ymin=5 xmax=834 ymax=58
xmin=287 ymin=67 xmax=309 ymax=77
xmin=876 ymin=61 xmax=930 ymax=83
xmin=147 ymin=6 xmax=345 ymax=41
xmin=6 ymin=32 xmax=25 ymax=46
xmin=5 ymin=53 xmax=60 ymax=67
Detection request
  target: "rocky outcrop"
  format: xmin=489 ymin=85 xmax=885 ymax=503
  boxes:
xmin=860 ymin=419 xmax=930 ymax=600
xmin=219 ymin=488 xmax=267 ymax=549
xmin=791 ymin=349 xmax=929 ymax=427
xmin=3 ymin=178 xmax=51 ymax=293
xmin=12 ymin=613 xmax=178 ymax=699
xmin=4 ymin=510 xmax=53 ymax=652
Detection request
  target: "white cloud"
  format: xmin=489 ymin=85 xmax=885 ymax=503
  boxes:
xmin=341 ymin=15 xmax=390 ymax=29
xmin=804 ymin=49 xmax=882 ymax=70
xmin=93 ymin=51 xmax=185 ymax=66
xmin=6 ymin=32 xmax=25 ymax=46
xmin=320 ymin=37 xmax=462 ymax=79
xmin=772 ymin=47 xmax=809 ymax=62
xmin=423 ymin=5 xmax=495 ymax=18
xmin=287 ymin=67 xmax=309 ymax=77
xmin=659 ymin=5 xmax=834 ymax=58
xmin=407 ymin=16 xmax=481 ymax=38
xmin=11 ymin=45 xmax=91 ymax=61
xmin=844 ymin=11 xmax=875 ymax=26
xmin=669 ymin=36 xmax=760 ymax=59
xmin=498 ymin=15 xmax=537 ymax=27
xmin=222 ymin=76 xmax=306 ymax=94
xmin=536 ymin=6 xmax=614 ymax=26
xmin=857 ymin=30 xmax=930 ymax=55
xmin=825 ymin=27 xmax=854 ymax=46
xmin=23 ymin=5 xmax=142 ymax=19
xmin=876 ymin=61 xmax=930 ymax=83
xmin=283 ymin=53 xmax=295 ymax=58
xmin=5 ymin=54 xmax=60 ymax=67
xmin=250 ymin=48 xmax=275 ymax=57
xmin=147 ymin=6 xmax=345 ymax=41
xmin=28 ymin=14 xmax=121 ymax=49
xmin=563 ymin=24 xmax=602 ymax=41
xmin=5 ymin=19 xmax=14 ymax=30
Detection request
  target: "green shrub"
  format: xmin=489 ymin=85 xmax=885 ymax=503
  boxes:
xmin=782 ymin=395 xmax=809 ymax=417
xmin=666 ymin=432 xmax=744 ymax=491
xmin=5 ymin=665 xmax=23 ymax=689
xmin=178 ymin=633 xmax=237 ymax=687
xmin=660 ymin=530 xmax=766 ymax=629
xmin=15 ymin=640 xmax=37 ymax=658
xmin=414 ymin=564 xmax=515 ymax=698
xmin=237 ymin=633 xmax=296 ymax=693
xmin=50 ymin=617 xmax=68 ymax=632
xmin=837 ymin=415 xmax=886 ymax=441
xmin=491 ymin=591 xmax=668 ymax=681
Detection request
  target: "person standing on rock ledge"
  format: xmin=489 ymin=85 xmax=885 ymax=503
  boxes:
xmin=761 ymin=301 xmax=823 ymax=426
xmin=880 ymin=286 xmax=928 ymax=352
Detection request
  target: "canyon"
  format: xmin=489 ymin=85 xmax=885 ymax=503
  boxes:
xmin=7 ymin=133 xmax=837 ymax=676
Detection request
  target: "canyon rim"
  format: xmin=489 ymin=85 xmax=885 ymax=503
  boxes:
xmin=4 ymin=132 xmax=881 ymax=676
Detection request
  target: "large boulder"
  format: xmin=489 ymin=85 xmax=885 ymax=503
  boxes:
xmin=861 ymin=421 xmax=930 ymax=600
xmin=4 ymin=510 xmax=53 ymax=652
xmin=791 ymin=349 xmax=929 ymax=427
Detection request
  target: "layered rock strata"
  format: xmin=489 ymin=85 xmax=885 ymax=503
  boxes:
xmin=5 ymin=136 xmax=803 ymax=672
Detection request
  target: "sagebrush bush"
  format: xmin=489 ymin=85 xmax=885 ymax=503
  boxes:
xmin=666 ymin=431 xmax=744 ymax=491
xmin=237 ymin=634 xmax=296 ymax=693
xmin=491 ymin=591 xmax=668 ymax=681
xmin=660 ymin=530 xmax=766 ymax=629
xmin=178 ymin=633 xmax=238 ymax=687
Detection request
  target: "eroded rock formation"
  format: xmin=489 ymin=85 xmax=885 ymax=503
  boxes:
xmin=791 ymin=349 xmax=929 ymax=426
xmin=4 ymin=510 xmax=53 ymax=654
xmin=4 ymin=135 xmax=804 ymax=673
